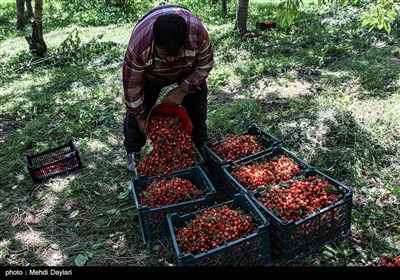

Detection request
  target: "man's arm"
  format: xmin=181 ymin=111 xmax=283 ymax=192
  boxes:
xmin=178 ymin=27 xmax=215 ymax=94
xmin=122 ymin=50 xmax=146 ymax=119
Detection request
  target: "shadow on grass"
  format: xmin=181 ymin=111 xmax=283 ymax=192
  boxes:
xmin=207 ymin=85 xmax=395 ymax=187
xmin=0 ymin=54 xmax=179 ymax=265
xmin=260 ymin=100 xmax=395 ymax=186
xmin=206 ymin=91 xmax=399 ymax=266
xmin=1 ymin=73 xmax=125 ymax=177
xmin=310 ymin=111 xmax=395 ymax=182
xmin=0 ymin=146 xmax=170 ymax=266
xmin=0 ymin=1 xmax=153 ymax=43
xmin=214 ymin=3 xmax=400 ymax=99
xmin=0 ymin=113 xmax=175 ymax=266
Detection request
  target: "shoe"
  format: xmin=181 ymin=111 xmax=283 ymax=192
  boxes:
xmin=126 ymin=152 xmax=141 ymax=173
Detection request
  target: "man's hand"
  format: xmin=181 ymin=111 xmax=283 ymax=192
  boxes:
xmin=162 ymin=87 xmax=187 ymax=105
xmin=137 ymin=118 xmax=147 ymax=135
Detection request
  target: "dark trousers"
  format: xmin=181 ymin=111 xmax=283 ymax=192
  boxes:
xmin=123 ymin=80 xmax=208 ymax=153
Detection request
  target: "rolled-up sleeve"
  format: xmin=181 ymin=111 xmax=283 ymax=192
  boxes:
xmin=123 ymin=49 xmax=146 ymax=117
xmin=179 ymin=27 xmax=214 ymax=94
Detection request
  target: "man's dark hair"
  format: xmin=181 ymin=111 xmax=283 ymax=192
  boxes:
xmin=153 ymin=14 xmax=188 ymax=57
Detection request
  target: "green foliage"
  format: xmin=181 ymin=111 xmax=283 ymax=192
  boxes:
xmin=361 ymin=0 xmax=400 ymax=33
xmin=48 ymin=0 xmax=157 ymax=27
xmin=274 ymin=0 xmax=399 ymax=33
xmin=393 ymin=186 xmax=400 ymax=198
xmin=74 ymin=251 xmax=93 ymax=266
xmin=208 ymin=99 xmax=264 ymax=141
xmin=312 ymin=111 xmax=395 ymax=183
xmin=276 ymin=0 xmax=304 ymax=27
xmin=1 ymin=29 xmax=122 ymax=85
xmin=0 ymin=0 xmax=27 ymax=41
xmin=54 ymin=29 xmax=121 ymax=65
xmin=57 ymin=28 xmax=82 ymax=58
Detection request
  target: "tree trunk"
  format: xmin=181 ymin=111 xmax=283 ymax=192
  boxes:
xmin=222 ymin=0 xmax=227 ymax=16
xmin=26 ymin=0 xmax=33 ymax=18
xmin=31 ymin=0 xmax=47 ymax=56
xmin=236 ymin=0 xmax=249 ymax=34
xmin=212 ymin=0 xmax=227 ymax=16
xmin=105 ymin=0 xmax=111 ymax=7
xmin=16 ymin=0 xmax=25 ymax=29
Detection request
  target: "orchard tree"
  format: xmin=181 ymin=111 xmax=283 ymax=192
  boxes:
xmin=222 ymin=0 xmax=227 ymax=15
xmin=16 ymin=0 xmax=25 ymax=29
xmin=212 ymin=0 xmax=228 ymax=15
xmin=26 ymin=0 xmax=33 ymax=18
xmin=25 ymin=0 xmax=47 ymax=56
xmin=236 ymin=0 xmax=249 ymax=34
xmin=16 ymin=0 xmax=34 ymax=29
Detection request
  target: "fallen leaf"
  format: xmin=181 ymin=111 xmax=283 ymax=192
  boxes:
xmin=106 ymin=209 xmax=118 ymax=215
xmin=69 ymin=210 xmax=79 ymax=218
xmin=118 ymin=190 xmax=129 ymax=199
xmin=75 ymin=254 xmax=88 ymax=266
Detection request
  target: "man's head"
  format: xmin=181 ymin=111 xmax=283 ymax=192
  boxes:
xmin=153 ymin=14 xmax=188 ymax=61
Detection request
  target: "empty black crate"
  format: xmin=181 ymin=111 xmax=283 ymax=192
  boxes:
xmin=222 ymin=146 xmax=310 ymax=197
xmin=251 ymin=169 xmax=353 ymax=264
xmin=167 ymin=193 xmax=272 ymax=266
xmin=131 ymin=166 xmax=217 ymax=244
xmin=204 ymin=124 xmax=279 ymax=177
xmin=26 ymin=140 xmax=83 ymax=182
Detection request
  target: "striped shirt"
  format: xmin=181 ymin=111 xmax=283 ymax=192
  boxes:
xmin=123 ymin=6 xmax=215 ymax=117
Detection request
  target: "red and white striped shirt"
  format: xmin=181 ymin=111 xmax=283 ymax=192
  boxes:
xmin=123 ymin=6 xmax=214 ymax=117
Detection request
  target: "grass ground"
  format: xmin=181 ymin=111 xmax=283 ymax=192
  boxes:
xmin=1 ymin=0 xmax=399 ymax=267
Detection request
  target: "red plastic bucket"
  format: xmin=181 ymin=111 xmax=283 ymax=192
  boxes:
xmin=146 ymin=103 xmax=193 ymax=134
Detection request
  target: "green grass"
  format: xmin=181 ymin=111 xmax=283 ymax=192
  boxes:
xmin=1 ymin=0 xmax=399 ymax=267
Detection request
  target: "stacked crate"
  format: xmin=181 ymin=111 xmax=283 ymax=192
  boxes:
xmin=131 ymin=166 xmax=217 ymax=244
xmin=203 ymin=124 xmax=280 ymax=196
xmin=130 ymin=122 xmax=353 ymax=266
xmin=251 ymin=169 xmax=352 ymax=263
xmin=167 ymin=194 xmax=273 ymax=266
xmin=222 ymin=146 xmax=310 ymax=197
xmin=203 ymin=125 xmax=353 ymax=264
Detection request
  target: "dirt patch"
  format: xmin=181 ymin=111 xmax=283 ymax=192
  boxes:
xmin=245 ymin=76 xmax=315 ymax=101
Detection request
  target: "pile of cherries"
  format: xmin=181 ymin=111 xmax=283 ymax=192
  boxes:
xmin=212 ymin=134 xmax=264 ymax=161
xmin=137 ymin=113 xmax=196 ymax=177
xmin=34 ymin=153 xmax=78 ymax=179
xmin=257 ymin=176 xmax=342 ymax=221
xmin=139 ymin=177 xmax=205 ymax=208
xmin=175 ymin=205 xmax=257 ymax=255
xmin=381 ymin=255 xmax=400 ymax=266
xmin=231 ymin=155 xmax=304 ymax=191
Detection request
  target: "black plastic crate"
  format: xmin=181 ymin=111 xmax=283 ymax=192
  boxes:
xmin=221 ymin=146 xmax=310 ymax=197
xmin=131 ymin=166 xmax=217 ymax=244
xmin=167 ymin=193 xmax=272 ymax=266
xmin=204 ymin=124 xmax=280 ymax=177
xmin=132 ymin=147 xmax=205 ymax=180
xmin=251 ymin=168 xmax=353 ymax=264
xmin=26 ymin=140 xmax=83 ymax=182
